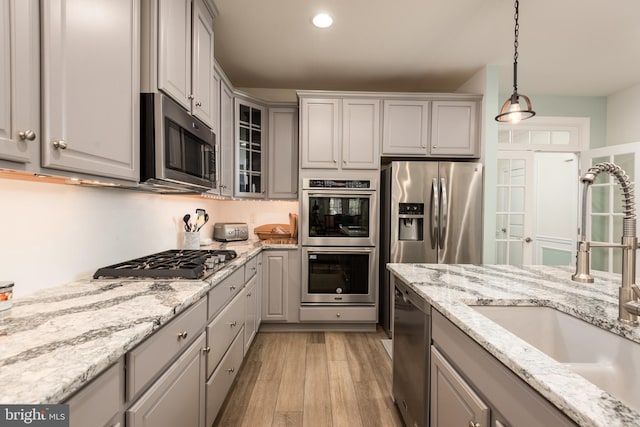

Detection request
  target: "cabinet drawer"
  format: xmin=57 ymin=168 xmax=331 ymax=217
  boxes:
xmin=299 ymin=306 xmax=376 ymax=322
xmin=127 ymin=298 xmax=206 ymax=401
xmin=208 ymin=266 xmax=244 ymax=319
xmin=206 ymin=290 xmax=245 ymax=377
xmin=67 ymin=359 xmax=123 ymax=427
xmin=244 ymin=255 xmax=258 ymax=282
xmin=205 ymin=327 xmax=244 ymax=427
xmin=127 ymin=334 xmax=206 ymax=427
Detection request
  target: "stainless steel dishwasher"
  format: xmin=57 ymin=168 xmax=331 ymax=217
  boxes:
xmin=392 ymin=277 xmax=431 ymax=427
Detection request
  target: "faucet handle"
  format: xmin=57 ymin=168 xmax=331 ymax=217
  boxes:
xmin=572 ymin=241 xmax=594 ymax=283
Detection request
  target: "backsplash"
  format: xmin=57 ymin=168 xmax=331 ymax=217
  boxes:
xmin=0 ymin=178 xmax=297 ymax=297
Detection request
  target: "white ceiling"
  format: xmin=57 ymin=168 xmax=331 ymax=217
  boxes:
xmin=213 ymin=0 xmax=640 ymax=97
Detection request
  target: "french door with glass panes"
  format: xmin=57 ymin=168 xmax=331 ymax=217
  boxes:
xmin=496 ymin=151 xmax=535 ymax=265
xmin=580 ymin=142 xmax=640 ymax=274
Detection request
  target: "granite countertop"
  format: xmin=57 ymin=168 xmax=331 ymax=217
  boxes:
xmin=0 ymin=239 xmax=297 ymax=405
xmin=386 ymin=263 xmax=640 ymax=427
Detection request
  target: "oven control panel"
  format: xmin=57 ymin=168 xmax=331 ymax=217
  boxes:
xmin=304 ymin=178 xmax=375 ymax=190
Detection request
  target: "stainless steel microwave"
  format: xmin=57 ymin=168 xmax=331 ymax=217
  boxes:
xmin=140 ymin=93 xmax=217 ymax=192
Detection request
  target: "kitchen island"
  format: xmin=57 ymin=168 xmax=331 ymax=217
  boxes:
xmin=387 ymin=263 xmax=640 ymax=427
xmin=0 ymin=239 xmax=296 ymax=406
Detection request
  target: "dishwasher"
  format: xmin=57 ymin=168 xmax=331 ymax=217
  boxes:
xmin=392 ymin=277 xmax=431 ymax=427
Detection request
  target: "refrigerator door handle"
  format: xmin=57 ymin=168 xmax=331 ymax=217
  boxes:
xmin=430 ymin=178 xmax=439 ymax=249
xmin=439 ymin=177 xmax=448 ymax=249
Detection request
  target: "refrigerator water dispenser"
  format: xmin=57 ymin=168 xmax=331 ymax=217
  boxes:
xmin=398 ymin=203 xmax=424 ymax=241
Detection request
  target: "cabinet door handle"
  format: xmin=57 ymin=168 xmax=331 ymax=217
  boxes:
xmin=195 ymin=101 xmax=202 ymax=107
xmin=18 ymin=130 xmax=36 ymax=141
xmin=202 ymin=346 xmax=211 ymax=354
xmin=468 ymin=421 xmax=480 ymax=427
xmin=247 ymin=293 xmax=252 ymax=297
xmin=52 ymin=140 xmax=68 ymax=150
xmin=177 ymin=331 xmax=188 ymax=340
xmin=188 ymin=94 xmax=194 ymax=100
xmin=229 ymin=286 xmax=236 ymax=291
xmin=229 ymin=321 xmax=237 ymax=327
xmin=336 ymin=313 xmax=341 ymax=318
xmin=227 ymin=367 xmax=235 ymax=374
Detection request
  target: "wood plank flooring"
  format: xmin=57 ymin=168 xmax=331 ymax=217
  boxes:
xmin=214 ymin=328 xmax=403 ymax=427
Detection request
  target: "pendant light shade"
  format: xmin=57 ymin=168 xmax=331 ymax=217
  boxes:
xmin=495 ymin=0 xmax=536 ymax=123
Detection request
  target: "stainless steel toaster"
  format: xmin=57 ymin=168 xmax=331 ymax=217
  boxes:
xmin=213 ymin=223 xmax=249 ymax=242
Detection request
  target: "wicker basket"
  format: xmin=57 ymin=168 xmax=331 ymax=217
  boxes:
xmin=254 ymin=223 xmax=292 ymax=240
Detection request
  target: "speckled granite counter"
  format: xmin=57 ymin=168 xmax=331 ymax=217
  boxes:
xmin=387 ymin=263 xmax=640 ymax=427
xmin=0 ymin=239 xmax=297 ymax=405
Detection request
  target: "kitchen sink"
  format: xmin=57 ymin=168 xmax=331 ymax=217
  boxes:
xmin=471 ymin=305 xmax=640 ymax=412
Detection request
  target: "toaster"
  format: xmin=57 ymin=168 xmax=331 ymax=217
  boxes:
xmin=213 ymin=223 xmax=249 ymax=242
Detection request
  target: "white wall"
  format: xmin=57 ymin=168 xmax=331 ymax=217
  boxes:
xmin=607 ymin=82 xmax=640 ymax=145
xmin=0 ymin=178 xmax=297 ymax=297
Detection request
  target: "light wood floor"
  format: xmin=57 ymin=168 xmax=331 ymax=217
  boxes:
xmin=214 ymin=328 xmax=404 ymax=427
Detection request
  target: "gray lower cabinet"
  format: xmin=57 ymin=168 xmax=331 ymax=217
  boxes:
xmin=205 ymin=327 xmax=244 ymax=427
xmin=127 ymin=333 xmax=207 ymax=427
xmin=262 ymin=250 xmax=290 ymax=322
xmin=206 ymin=289 xmax=245 ymax=378
xmin=430 ymin=346 xmax=489 ymax=427
xmin=244 ymin=274 xmax=258 ymax=351
xmin=431 ymin=309 xmax=578 ymax=427
xmin=66 ymin=358 xmax=124 ymax=427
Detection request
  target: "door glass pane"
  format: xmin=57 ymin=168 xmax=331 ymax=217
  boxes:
xmin=613 ymin=216 xmax=623 ymax=242
xmin=510 ymin=187 xmax=525 ymax=211
xmin=542 ymin=248 xmax=572 ymax=265
xmin=496 ymin=214 xmax=508 ymax=237
xmin=614 ymin=153 xmax=634 ymax=180
xmin=591 ymin=186 xmax=609 ymax=213
xmin=498 ymin=130 xmax=511 ymax=145
xmin=496 ymin=242 xmax=507 ymax=264
xmin=496 ymin=187 xmax=508 ymax=212
xmin=512 ymin=129 xmax=529 ymax=145
xmin=497 ymin=159 xmax=510 ymax=184
xmin=239 ymin=105 xmax=250 ymax=123
xmin=591 ymin=215 xmax=609 ymax=242
xmin=551 ymin=131 xmax=570 ymax=145
xmin=531 ymin=131 xmax=550 ymax=145
xmin=510 ymin=160 xmax=525 ymax=185
xmin=509 ymin=214 xmax=524 ymax=238
xmin=591 ymin=247 xmax=608 ymax=272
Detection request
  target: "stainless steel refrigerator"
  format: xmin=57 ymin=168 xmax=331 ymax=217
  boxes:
xmin=380 ymin=161 xmax=483 ymax=336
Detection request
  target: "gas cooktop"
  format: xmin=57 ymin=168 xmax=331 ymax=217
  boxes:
xmin=93 ymin=249 xmax=237 ymax=280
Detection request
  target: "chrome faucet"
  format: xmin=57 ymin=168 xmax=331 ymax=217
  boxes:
xmin=572 ymin=162 xmax=640 ymax=325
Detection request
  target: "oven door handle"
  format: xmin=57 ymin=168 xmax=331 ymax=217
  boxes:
xmin=305 ymin=247 xmax=373 ymax=255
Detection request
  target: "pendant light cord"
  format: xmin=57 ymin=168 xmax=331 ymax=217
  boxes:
xmin=513 ymin=0 xmax=520 ymax=93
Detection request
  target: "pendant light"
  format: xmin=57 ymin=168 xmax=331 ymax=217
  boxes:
xmin=495 ymin=0 xmax=536 ymax=123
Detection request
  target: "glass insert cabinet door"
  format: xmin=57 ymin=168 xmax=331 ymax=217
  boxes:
xmin=235 ymin=99 xmax=266 ymax=197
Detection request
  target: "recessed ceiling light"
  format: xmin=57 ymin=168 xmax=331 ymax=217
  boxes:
xmin=312 ymin=13 xmax=333 ymax=28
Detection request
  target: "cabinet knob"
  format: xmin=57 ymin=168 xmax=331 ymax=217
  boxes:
xmin=468 ymin=421 xmax=480 ymax=427
xmin=247 ymin=293 xmax=252 ymax=297
xmin=177 ymin=331 xmax=188 ymax=340
xmin=229 ymin=285 xmax=236 ymax=291
xmin=202 ymin=346 xmax=211 ymax=354
xmin=227 ymin=367 xmax=235 ymax=374
xmin=18 ymin=130 xmax=36 ymax=141
xmin=336 ymin=313 xmax=341 ymax=318
xmin=52 ymin=140 xmax=68 ymax=150
xmin=195 ymin=101 xmax=202 ymax=107
xmin=188 ymin=94 xmax=194 ymax=100
xmin=229 ymin=321 xmax=237 ymax=327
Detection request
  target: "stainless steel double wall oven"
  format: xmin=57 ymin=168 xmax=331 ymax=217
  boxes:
xmin=301 ymin=178 xmax=377 ymax=305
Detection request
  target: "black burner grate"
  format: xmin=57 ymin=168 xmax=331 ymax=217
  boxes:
xmin=93 ymin=249 xmax=237 ymax=280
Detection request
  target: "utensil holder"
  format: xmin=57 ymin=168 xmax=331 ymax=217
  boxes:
xmin=183 ymin=231 xmax=200 ymax=249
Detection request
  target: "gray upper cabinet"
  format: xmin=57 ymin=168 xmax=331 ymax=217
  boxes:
xmin=41 ymin=0 xmax=140 ymax=181
xmin=144 ymin=0 xmax=216 ymax=128
xmin=268 ymin=107 xmax=298 ymax=199
xmin=0 ymin=0 xmax=39 ymax=167
xmin=219 ymin=78 xmax=234 ymax=197
xmin=300 ymin=97 xmax=379 ymax=170
xmin=430 ymin=100 xmax=479 ymax=157
xmin=382 ymin=99 xmax=430 ymax=156
xmin=300 ymin=98 xmax=341 ymax=169
xmin=235 ymin=98 xmax=266 ymax=198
